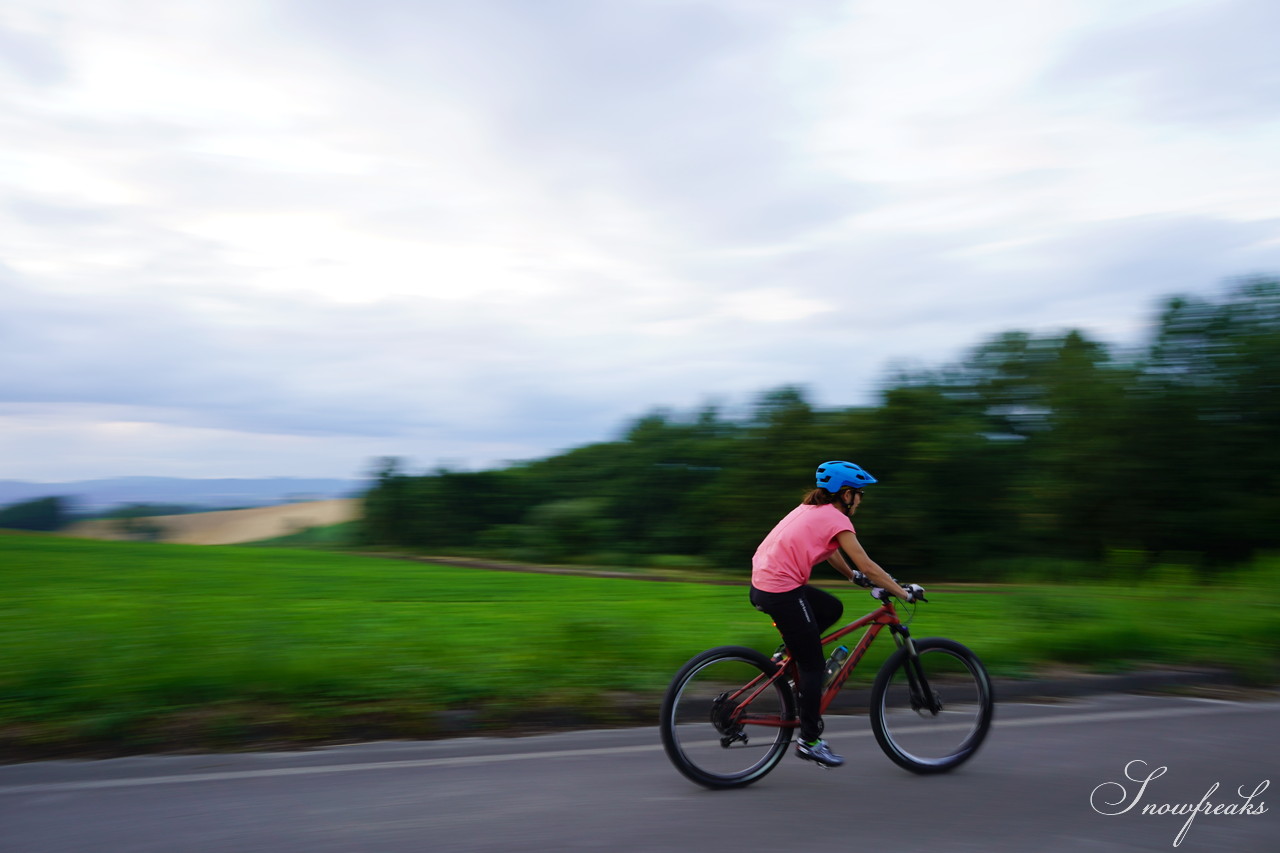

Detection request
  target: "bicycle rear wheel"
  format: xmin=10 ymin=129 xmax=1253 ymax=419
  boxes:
xmin=870 ymin=637 xmax=993 ymax=774
xmin=659 ymin=646 xmax=796 ymax=789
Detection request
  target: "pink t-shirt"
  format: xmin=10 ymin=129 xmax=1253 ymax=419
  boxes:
xmin=751 ymin=503 xmax=855 ymax=592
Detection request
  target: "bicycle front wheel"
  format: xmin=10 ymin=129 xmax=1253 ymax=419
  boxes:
xmin=659 ymin=646 xmax=796 ymax=789
xmin=870 ymin=637 xmax=993 ymax=774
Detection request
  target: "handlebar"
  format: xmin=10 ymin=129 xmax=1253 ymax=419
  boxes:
xmin=850 ymin=570 xmax=928 ymax=603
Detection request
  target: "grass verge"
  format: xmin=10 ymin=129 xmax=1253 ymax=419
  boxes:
xmin=2 ymin=532 xmax=1276 ymax=759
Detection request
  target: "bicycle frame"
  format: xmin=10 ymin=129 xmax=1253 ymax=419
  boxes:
xmin=734 ymin=597 xmax=939 ymax=729
xmin=816 ymin=599 xmax=901 ymax=711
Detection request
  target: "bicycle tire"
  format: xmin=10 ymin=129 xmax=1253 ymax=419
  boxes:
xmin=869 ymin=637 xmax=993 ymax=774
xmin=659 ymin=645 xmax=796 ymax=789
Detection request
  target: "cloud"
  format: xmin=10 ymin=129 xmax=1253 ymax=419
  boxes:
xmin=1045 ymin=0 xmax=1280 ymax=126
xmin=0 ymin=5 xmax=70 ymax=87
xmin=1 ymin=0 xmax=1278 ymax=480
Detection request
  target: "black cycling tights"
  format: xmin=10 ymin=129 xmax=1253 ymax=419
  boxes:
xmin=749 ymin=584 xmax=844 ymax=742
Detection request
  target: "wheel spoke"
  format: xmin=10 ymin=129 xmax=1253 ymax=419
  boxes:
xmin=660 ymin=647 xmax=795 ymax=788
xmin=871 ymin=639 xmax=993 ymax=774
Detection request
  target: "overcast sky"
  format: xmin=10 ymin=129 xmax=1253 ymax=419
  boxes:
xmin=3 ymin=0 xmax=1279 ymax=482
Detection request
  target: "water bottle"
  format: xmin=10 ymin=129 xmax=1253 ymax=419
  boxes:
xmin=824 ymin=645 xmax=849 ymax=685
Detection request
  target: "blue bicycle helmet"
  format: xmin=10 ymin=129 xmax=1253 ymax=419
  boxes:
xmin=815 ymin=460 xmax=877 ymax=492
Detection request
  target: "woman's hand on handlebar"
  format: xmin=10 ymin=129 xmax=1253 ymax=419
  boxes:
xmin=904 ymin=583 xmax=928 ymax=603
xmin=870 ymin=583 xmax=928 ymax=603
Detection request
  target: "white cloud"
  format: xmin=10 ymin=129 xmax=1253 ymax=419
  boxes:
xmin=723 ymin=288 xmax=830 ymax=324
xmin=789 ymin=0 xmax=1280 ymax=240
xmin=1 ymin=0 xmax=1278 ymax=480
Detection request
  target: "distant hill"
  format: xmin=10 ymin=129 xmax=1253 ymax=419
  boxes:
xmin=0 ymin=477 xmax=368 ymax=513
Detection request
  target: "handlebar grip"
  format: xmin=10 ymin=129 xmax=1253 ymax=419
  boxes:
xmin=870 ymin=584 xmax=928 ymax=603
xmin=905 ymin=583 xmax=928 ymax=603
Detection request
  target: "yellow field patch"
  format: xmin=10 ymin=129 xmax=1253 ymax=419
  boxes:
xmin=63 ymin=499 xmax=360 ymax=545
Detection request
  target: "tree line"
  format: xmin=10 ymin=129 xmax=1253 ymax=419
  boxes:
xmin=366 ymin=278 xmax=1279 ymax=579
xmin=0 ymin=500 xmax=214 ymax=535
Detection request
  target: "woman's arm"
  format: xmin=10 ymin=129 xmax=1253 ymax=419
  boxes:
xmin=834 ymin=530 xmax=911 ymax=600
xmin=825 ymin=547 xmax=858 ymax=582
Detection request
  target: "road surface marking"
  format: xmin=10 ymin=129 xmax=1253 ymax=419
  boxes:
xmin=1 ymin=700 xmax=1275 ymax=795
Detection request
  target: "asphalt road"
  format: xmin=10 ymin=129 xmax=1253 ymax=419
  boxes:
xmin=1 ymin=693 xmax=1275 ymax=853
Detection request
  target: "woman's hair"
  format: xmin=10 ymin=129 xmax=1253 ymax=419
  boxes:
xmin=802 ymin=487 xmax=843 ymax=506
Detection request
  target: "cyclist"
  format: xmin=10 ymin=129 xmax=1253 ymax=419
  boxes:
xmin=749 ymin=460 xmax=913 ymax=768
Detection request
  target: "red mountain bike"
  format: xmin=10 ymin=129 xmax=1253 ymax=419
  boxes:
xmin=659 ymin=583 xmax=993 ymax=789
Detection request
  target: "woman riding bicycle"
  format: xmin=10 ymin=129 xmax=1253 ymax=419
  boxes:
xmin=749 ymin=461 xmax=912 ymax=768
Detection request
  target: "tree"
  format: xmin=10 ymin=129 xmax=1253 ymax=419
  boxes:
xmin=353 ymin=279 xmax=1280 ymax=574
xmin=0 ymin=497 xmax=70 ymax=532
xmin=1122 ymin=278 xmax=1280 ymax=560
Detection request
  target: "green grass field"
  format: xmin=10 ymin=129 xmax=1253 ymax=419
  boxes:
xmin=2 ymin=532 xmax=1276 ymax=758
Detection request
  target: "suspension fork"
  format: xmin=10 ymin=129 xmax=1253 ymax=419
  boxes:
xmin=890 ymin=624 xmax=941 ymax=715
